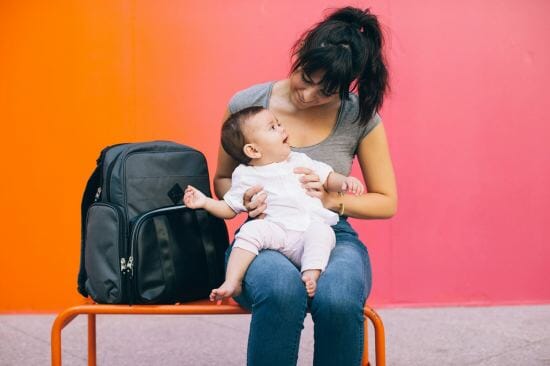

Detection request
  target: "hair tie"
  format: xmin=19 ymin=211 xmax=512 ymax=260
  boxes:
xmin=351 ymin=21 xmax=364 ymax=33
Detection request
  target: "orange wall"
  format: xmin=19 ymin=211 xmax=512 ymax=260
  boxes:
xmin=1 ymin=1 xmax=549 ymax=312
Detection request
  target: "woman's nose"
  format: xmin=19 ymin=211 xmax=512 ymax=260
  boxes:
xmin=302 ymin=87 xmax=316 ymax=102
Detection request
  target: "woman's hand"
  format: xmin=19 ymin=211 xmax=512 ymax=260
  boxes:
xmin=243 ymin=185 xmax=267 ymax=219
xmin=293 ymin=167 xmax=330 ymax=203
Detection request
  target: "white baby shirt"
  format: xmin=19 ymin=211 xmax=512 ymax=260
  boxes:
xmin=223 ymin=152 xmax=339 ymax=231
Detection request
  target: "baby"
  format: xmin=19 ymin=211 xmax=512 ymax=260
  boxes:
xmin=183 ymin=106 xmax=364 ymax=300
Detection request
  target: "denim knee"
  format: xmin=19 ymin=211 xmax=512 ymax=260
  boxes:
xmin=244 ymin=250 xmax=308 ymax=311
xmin=229 ymin=249 xmax=308 ymax=314
xmin=310 ymin=284 xmax=364 ymax=324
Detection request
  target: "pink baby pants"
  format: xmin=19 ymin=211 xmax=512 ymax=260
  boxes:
xmin=233 ymin=219 xmax=336 ymax=272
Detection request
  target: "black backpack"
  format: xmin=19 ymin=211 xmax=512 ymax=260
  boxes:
xmin=78 ymin=141 xmax=229 ymax=304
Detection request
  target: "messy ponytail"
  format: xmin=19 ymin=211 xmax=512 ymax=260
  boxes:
xmin=291 ymin=7 xmax=389 ymax=125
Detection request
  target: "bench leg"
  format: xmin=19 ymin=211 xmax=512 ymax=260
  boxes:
xmin=88 ymin=314 xmax=97 ymax=366
xmin=362 ymin=314 xmax=370 ymax=366
xmin=364 ymin=306 xmax=386 ymax=366
xmin=51 ymin=311 xmax=79 ymax=366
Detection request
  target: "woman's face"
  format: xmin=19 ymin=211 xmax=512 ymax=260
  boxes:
xmin=289 ymin=69 xmax=340 ymax=109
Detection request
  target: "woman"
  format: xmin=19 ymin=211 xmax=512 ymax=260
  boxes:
xmin=214 ymin=6 xmax=397 ymax=366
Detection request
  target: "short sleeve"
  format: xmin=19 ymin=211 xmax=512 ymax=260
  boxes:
xmin=222 ymin=167 xmax=247 ymax=213
xmin=293 ymin=152 xmax=334 ymax=184
xmin=358 ymin=112 xmax=382 ymax=141
xmin=310 ymin=159 xmax=333 ymax=184
xmin=228 ymin=82 xmax=272 ymax=113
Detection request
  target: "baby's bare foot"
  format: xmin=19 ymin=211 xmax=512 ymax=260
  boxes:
xmin=209 ymin=281 xmax=242 ymax=301
xmin=302 ymin=269 xmax=321 ymax=298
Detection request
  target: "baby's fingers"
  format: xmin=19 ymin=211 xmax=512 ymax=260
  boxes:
xmin=351 ymin=182 xmax=364 ymax=196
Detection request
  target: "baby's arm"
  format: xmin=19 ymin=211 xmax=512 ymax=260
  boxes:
xmin=183 ymin=185 xmax=237 ymax=219
xmin=325 ymin=172 xmax=365 ymax=196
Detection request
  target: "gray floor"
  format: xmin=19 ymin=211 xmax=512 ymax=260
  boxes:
xmin=1 ymin=305 xmax=549 ymax=365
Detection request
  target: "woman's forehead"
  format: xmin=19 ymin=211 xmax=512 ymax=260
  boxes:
xmin=303 ymin=68 xmax=346 ymax=94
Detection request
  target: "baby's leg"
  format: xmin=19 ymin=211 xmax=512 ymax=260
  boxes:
xmin=210 ymin=220 xmax=286 ymax=301
xmin=210 ymin=247 xmax=256 ymax=301
xmin=300 ymin=222 xmax=336 ymax=297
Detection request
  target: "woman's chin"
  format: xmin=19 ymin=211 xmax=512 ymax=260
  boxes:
xmin=290 ymin=92 xmax=308 ymax=109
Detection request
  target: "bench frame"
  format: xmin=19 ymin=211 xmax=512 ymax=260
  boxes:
xmin=51 ymin=300 xmax=385 ymax=366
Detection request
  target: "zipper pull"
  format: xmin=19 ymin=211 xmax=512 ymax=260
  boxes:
xmin=94 ymin=187 xmax=102 ymax=202
xmin=127 ymin=256 xmax=134 ymax=278
xmin=120 ymin=258 xmax=127 ymax=273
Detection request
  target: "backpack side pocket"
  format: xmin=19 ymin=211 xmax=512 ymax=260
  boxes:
xmin=84 ymin=203 xmax=126 ymax=303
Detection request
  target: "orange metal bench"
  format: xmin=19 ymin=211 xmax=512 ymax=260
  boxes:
xmin=51 ymin=299 xmax=385 ymax=366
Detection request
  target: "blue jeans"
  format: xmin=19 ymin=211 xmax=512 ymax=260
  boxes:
xmin=225 ymin=217 xmax=372 ymax=366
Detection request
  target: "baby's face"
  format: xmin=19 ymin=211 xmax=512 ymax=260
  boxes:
xmin=244 ymin=109 xmax=291 ymax=163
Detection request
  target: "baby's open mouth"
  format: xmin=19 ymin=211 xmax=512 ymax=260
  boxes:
xmin=283 ymin=136 xmax=289 ymax=144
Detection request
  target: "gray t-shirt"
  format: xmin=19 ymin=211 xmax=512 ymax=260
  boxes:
xmin=228 ymin=81 xmax=381 ymax=176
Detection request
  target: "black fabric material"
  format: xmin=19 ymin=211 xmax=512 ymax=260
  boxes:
xmin=84 ymin=203 xmax=124 ymax=303
xmin=78 ymin=141 xmax=229 ymax=304
xmin=194 ymin=210 xmax=225 ymax=291
xmin=78 ymin=166 xmax=100 ymax=297
xmin=131 ymin=206 xmax=227 ymax=304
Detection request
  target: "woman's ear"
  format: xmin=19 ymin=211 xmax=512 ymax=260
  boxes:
xmin=243 ymin=143 xmax=261 ymax=159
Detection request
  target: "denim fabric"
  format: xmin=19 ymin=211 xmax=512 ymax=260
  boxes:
xmin=225 ymin=217 xmax=372 ymax=366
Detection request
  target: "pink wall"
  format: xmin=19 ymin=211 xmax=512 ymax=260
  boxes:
xmin=367 ymin=0 xmax=550 ymax=306
xmin=1 ymin=0 xmax=549 ymax=311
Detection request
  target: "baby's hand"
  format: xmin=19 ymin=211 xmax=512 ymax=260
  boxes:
xmin=341 ymin=177 xmax=364 ymax=196
xmin=183 ymin=185 xmax=207 ymax=209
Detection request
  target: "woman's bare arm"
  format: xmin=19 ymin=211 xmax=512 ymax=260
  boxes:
xmin=213 ymin=109 xmax=237 ymax=199
xmin=326 ymin=122 xmax=397 ymax=219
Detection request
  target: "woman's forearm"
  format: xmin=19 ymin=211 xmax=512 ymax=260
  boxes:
xmin=213 ymin=176 xmax=232 ymax=200
xmin=325 ymin=191 xmax=397 ymax=219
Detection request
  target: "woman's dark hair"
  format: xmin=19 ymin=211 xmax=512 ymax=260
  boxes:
xmin=221 ymin=106 xmax=265 ymax=165
xmin=291 ymin=6 xmax=389 ymax=125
